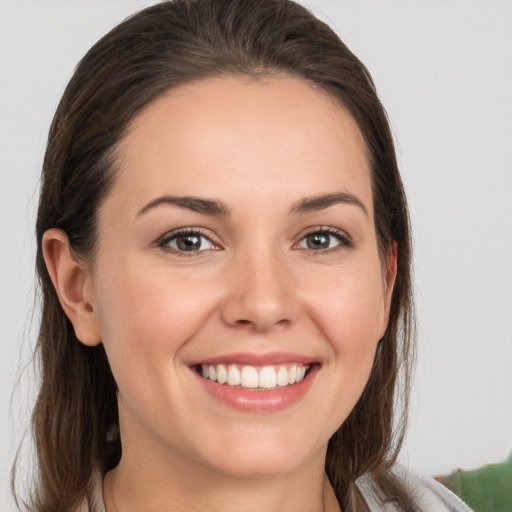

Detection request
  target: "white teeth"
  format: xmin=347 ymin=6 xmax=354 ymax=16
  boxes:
xmin=276 ymin=366 xmax=289 ymax=386
xmin=259 ymin=366 xmax=277 ymax=389
xmin=241 ymin=366 xmax=259 ymax=388
xmin=227 ymin=364 xmax=241 ymax=385
xmin=199 ymin=363 xmax=310 ymax=389
xmin=217 ymin=364 xmax=228 ymax=384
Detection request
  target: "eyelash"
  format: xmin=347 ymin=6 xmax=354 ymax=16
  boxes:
xmin=156 ymin=226 xmax=353 ymax=255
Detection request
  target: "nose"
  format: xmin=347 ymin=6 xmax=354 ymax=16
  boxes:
xmin=220 ymin=246 xmax=298 ymax=333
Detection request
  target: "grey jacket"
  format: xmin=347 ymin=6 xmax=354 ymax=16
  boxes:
xmin=357 ymin=467 xmax=473 ymax=511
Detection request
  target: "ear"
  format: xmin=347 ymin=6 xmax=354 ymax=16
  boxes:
xmin=42 ymin=228 xmax=102 ymax=346
xmin=378 ymin=241 xmax=398 ymax=337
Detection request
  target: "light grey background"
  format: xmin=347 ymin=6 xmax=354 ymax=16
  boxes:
xmin=1 ymin=0 xmax=511 ymax=509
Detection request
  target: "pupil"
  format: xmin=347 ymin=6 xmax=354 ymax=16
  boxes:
xmin=177 ymin=234 xmax=201 ymax=251
xmin=307 ymin=233 xmax=329 ymax=249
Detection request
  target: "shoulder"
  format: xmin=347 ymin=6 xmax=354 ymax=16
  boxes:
xmin=356 ymin=466 xmax=474 ymax=512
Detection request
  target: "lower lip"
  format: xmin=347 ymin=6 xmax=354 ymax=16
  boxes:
xmin=193 ymin=365 xmax=318 ymax=413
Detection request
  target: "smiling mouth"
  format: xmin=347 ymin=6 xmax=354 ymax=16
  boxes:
xmin=194 ymin=363 xmax=312 ymax=390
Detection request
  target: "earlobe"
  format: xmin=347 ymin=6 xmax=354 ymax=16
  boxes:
xmin=42 ymin=228 xmax=102 ymax=346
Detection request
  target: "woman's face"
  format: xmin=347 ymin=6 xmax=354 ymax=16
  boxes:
xmin=87 ymin=76 xmax=395 ymax=477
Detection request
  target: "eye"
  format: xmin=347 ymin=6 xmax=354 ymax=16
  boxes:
xmin=158 ymin=229 xmax=219 ymax=253
xmin=296 ymin=228 xmax=352 ymax=252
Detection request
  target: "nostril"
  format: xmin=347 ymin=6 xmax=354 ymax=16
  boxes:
xmin=232 ymin=317 xmax=291 ymax=333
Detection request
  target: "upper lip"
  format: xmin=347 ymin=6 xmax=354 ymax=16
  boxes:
xmin=188 ymin=352 xmax=317 ymax=367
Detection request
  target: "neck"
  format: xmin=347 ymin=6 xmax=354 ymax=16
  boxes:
xmin=103 ymin=442 xmax=341 ymax=512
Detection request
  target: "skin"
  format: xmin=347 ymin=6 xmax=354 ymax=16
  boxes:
xmin=43 ymin=75 xmax=396 ymax=512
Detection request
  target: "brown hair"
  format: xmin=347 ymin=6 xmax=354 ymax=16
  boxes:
xmin=18 ymin=0 xmax=415 ymax=510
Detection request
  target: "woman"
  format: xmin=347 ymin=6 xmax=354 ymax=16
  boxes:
xmin=19 ymin=0 xmax=471 ymax=510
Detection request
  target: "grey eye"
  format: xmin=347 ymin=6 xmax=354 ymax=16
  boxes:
xmin=297 ymin=231 xmax=345 ymax=251
xmin=166 ymin=233 xmax=215 ymax=251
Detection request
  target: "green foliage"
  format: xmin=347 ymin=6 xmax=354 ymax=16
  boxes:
xmin=436 ymin=454 xmax=512 ymax=512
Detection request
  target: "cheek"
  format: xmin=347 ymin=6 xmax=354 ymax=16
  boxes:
xmin=301 ymin=264 xmax=384 ymax=391
xmin=92 ymin=264 xmax=224 ymax=428
xmin=305 ymin=268 xmax=385 ymax=347
xmin=93 ymin=263 xmax=218 ymax=375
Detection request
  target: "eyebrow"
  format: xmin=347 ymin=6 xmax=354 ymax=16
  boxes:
xmin=137 ymin=191 xmax=367 ymax=218
xmin=291 ymin=192 xmax=368 ymax=216
xmin=137 ymin=196 xmax=231 ymax=217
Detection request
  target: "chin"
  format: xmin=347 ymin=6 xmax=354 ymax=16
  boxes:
xmin=194 ymin=430 xmax=323 ymax=479
xmin=207 ymin=453 xmax=303 ymax=479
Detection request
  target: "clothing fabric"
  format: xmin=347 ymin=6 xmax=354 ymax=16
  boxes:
xmin=84 ymin=467 xmax=473 ymax=511
xmin=357 ymin=467 xmax=473 ymax=511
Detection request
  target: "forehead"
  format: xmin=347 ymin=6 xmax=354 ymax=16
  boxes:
xmin=110 ymin=75 xmax=372 ymax=214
